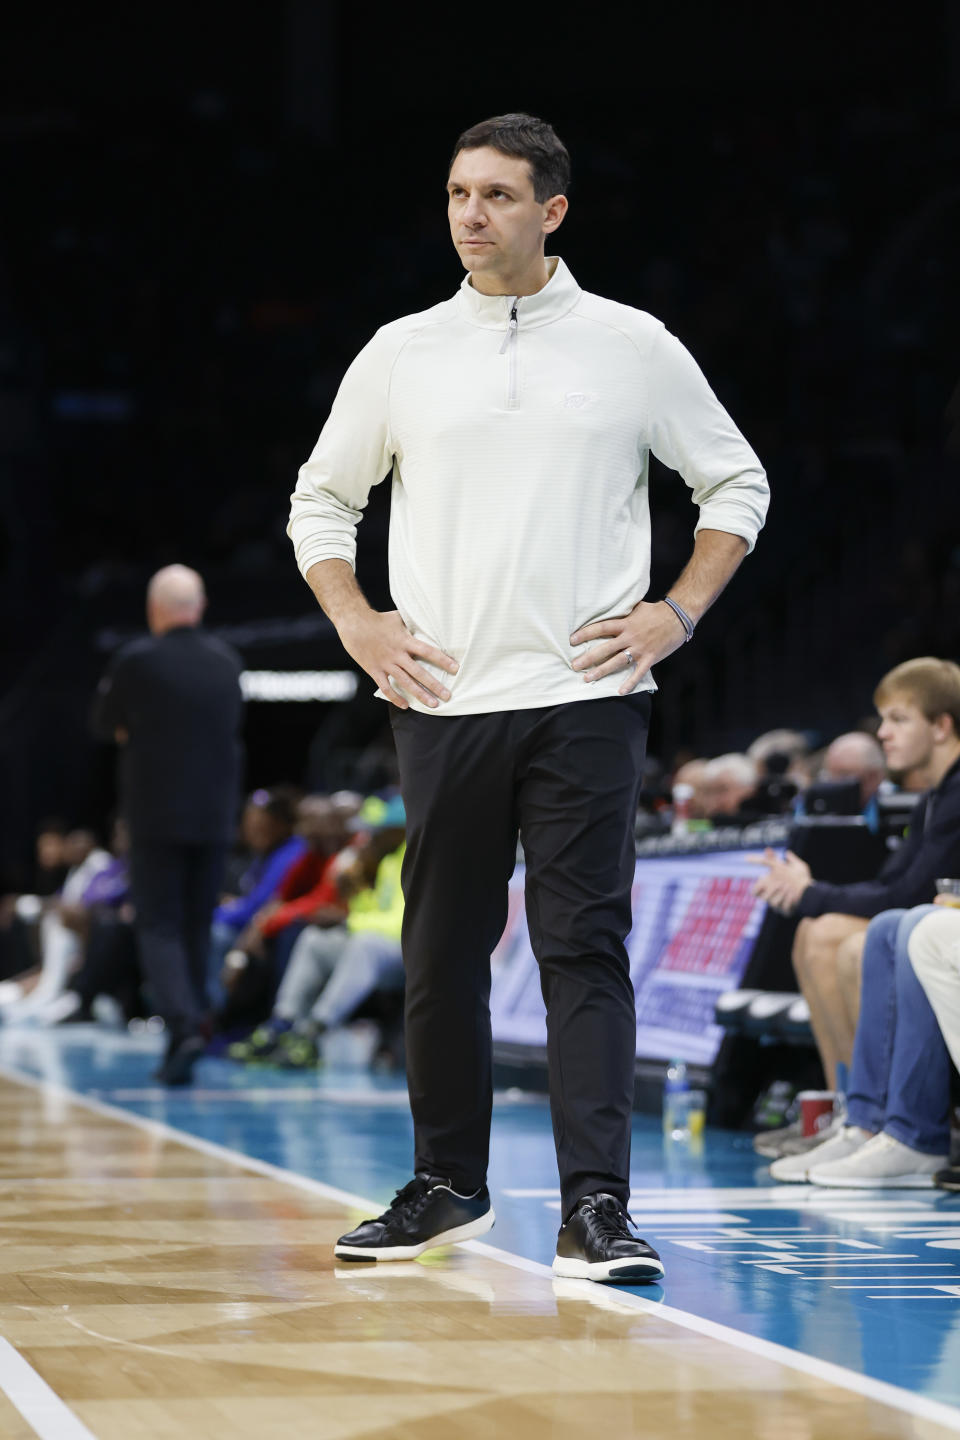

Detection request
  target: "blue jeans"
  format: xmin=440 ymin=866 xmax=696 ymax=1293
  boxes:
xmin=207 ymin=920 xmax=239 ymax=1012
xmin=847 ymin=906 xmax=951 ymax=1154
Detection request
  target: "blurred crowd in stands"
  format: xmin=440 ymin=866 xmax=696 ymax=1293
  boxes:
xmin=0 ymin=783 xmax=408 ymax=1072
xmin=3 ymin=656 xmax=958 ymax=1156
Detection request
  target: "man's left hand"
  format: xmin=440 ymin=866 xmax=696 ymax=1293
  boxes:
xmin=571 ymin=601 xmax=688 ymax=694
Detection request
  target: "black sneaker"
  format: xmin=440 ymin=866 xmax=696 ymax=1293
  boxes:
xmin=227 ymin=1024 xmax=287 ymax=1064
xmin=934 ymin=1164 xmax=960 ymax=1191
xmin=153 ymin=1034 xmax=205 ymax=1087
xmin=273 ymin=1032 xmax=321 ymax=1069
xmin=552 ymin=1193 xmax=664 ymax=1284
xmin=334 ymin=1174 xmax=494 ymax=1262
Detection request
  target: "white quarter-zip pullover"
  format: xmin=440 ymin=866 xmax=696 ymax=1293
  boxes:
xmin=288 ymin=258 xmax=769 ymax=715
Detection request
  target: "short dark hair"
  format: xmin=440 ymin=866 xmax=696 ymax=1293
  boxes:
xmin=248 ymin=784 xmax=301 ymax=829
xmin=450 ymin=113 xmax=570 ymax=202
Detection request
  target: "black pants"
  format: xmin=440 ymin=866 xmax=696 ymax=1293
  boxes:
xmin=129 ymin=840 xmax=225 ymax=1037
xmin=391 ymin=694 xmax=650 ymax=1219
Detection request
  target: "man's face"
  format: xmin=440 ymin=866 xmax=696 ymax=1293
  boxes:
xmin=297 ymin=799 xmax=346 ymax=853
xmin=242 ymin=804 xmax=285 ymax=854
xmin=876 ymin=696 xmax=938 ymax=773
xmin=702 ymin=775 xmax=753 ymax=818
xmin=821 ymin=742 xmax=884 ymax=805
xmin=446 ymin=146 xmax=559 ymax=290
xmin=36 ymin=831 xmax=65 ymax=870
xmin=63 ymin=830 xmax=95 ymax=868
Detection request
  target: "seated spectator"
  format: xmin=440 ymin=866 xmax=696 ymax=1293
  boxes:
xmin=32 ymin=820 xmax=141 ymax=1026
xmin=700 ymin=753 xmax=760 ymax=822
xmin=214 ymin=794 xmax=354 ymax=1028
xmin=0 ymin=818 xmax=70 ymax=982
xmin=207 ymin=787 xmax=306 ymax=1008
xmin=0 ymin=828 xmax=113 ymax=1018
xmin=821 ymin=732 xmax=887 ymax=805
xmin=748 ymin=728 xmax=811 ymax=781
xmin=229 ymin=795 xmax=405 ymax=1068
xmin=40 ymin=909 xmax=142 ymax=1028
xmin=31 ymin=818 xmax=71 ymax=898
xmin=769 ymin=899 xmax=949 ymax=1184
xmin=752 ymin=658 xmax=960 ymax=1107
xmin=671 ymin=759 xmax=710 ymax=821
xmin=749 ymin=753 xmax=799 ymax=817
xmin=795 ymin=731 xmax=887 ymax=819
xmin=909 ymin=896 xmax=960 ymax=1191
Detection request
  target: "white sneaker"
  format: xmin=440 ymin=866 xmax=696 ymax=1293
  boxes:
xmin=809 ymin=1132 xmax=949 ymax=1188
xmin=769 ymin=1123 xmax=871 ymax=1183
xmin=35 ymin=991 xmax=83 ymax=1026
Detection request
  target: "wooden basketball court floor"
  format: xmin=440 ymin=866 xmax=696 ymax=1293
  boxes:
xmin=0 ymin=1030 xmax=957 ymax=1438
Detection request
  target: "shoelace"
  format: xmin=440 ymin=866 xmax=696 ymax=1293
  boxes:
xmin=371 ymin=1175 xmax=436 ymax=1226
xmin=583 ymin=1196 xmax=637 ymax=1243
xmin=868 ymin=1134 xmax=899 ymax=1154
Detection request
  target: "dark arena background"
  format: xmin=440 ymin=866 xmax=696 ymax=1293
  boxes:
xmin=0 ymin=5 xmax=959 ymax=1437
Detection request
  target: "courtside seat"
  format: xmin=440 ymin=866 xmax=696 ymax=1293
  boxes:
xmin=714 ymin=989 xmax=812 ymax=1043
xmin=714 ymin=989 xmax=762 ymax=1024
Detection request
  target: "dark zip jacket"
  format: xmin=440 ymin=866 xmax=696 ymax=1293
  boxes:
xmin=795 ymin=754 xmax=960 ymax=919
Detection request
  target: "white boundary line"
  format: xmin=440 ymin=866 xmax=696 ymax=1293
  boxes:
xmin=2 ymin=1061 xmax=960 ymax=1434
xmin=0 ymin=1336 xmax=98 ymax=1440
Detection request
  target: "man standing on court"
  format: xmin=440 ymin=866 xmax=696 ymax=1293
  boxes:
xmin=289 ymin=114 xmax=769 ymax=1282
xmin=94 ymin=566 xmax=244 ymax=1085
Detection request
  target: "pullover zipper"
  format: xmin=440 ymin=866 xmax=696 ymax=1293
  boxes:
xmin=499 ymin=299 xmax=520 ymax=410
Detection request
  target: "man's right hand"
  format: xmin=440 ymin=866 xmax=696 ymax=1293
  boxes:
xmin=339 ymin=609 xmax=458 ymax=710
xmin=748 ymin=847 xmax=813 ymax=914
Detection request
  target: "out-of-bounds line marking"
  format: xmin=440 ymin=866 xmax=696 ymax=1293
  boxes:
xmin=95 ymin=1086 xmax=415 ymax=1107
xmin=463 ymin=1240 xmax=960 ymax=1428
xmin=0 ymin=1063 xmax=388 ymax=1214
xmin=93 ymin=1085 xmax=538 ymax=1108
xmin=1 ymin=1062 xmax=959 ymax=1434
xmin=0 ymin=1335 xmax=98 ymax=1440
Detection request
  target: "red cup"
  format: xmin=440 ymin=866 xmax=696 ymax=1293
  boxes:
xmin=798 ymin=1090 xmax=835 ymax=1138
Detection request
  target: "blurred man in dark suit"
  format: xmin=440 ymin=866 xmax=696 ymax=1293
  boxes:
xmin=93 ymin=565 xmax=244 ymax=1084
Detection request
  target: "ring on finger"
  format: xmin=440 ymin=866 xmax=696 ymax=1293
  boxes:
xmin=623 ymin=649 xmax=635 ymax=667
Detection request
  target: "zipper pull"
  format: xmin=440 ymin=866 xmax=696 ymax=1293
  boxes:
xmin=499 ymin=299 xmax=519 ymax=354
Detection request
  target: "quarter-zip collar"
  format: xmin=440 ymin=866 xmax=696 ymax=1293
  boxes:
xmin=456 ymin=256 xmax=582 ymax=330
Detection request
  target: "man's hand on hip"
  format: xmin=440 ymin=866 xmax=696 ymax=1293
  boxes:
xmin=570 ymin=601 xmax=687 ymax=694
xmin=339 ymin=609 xmax=458 ymax=710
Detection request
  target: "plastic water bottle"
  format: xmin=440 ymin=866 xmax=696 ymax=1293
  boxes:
xmin=671 ymin=783 xmax=694 ymax=837
xmin=663 ymin=1058 xmax=690 ymax=1140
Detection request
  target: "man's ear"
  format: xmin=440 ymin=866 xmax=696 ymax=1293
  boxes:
xmin=542 ymin=193 xmax=569 ymax=235
xmin=931 ymin=713 xmax=955 ymax=745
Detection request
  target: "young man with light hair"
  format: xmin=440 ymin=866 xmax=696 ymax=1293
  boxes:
xmin=289 ymin=113 xmax=768 ymax=1281
xmin=753 ymin=658 xmax=960 ymax=1172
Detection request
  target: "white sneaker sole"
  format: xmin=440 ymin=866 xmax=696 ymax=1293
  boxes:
xmin=551 ymin=1253 xmax=665 ymax=1284
xmin=769 ymin=1164 xmax=813 ymax=1183
xmin=770 ymin=1138 xmax=868 ymax=1183
xmin=334 ymin=1207 xmax=495 ymax=1261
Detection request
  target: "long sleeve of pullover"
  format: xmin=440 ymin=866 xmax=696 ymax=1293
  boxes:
xmin=289 ymin=258 xmax=768 ymax=716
